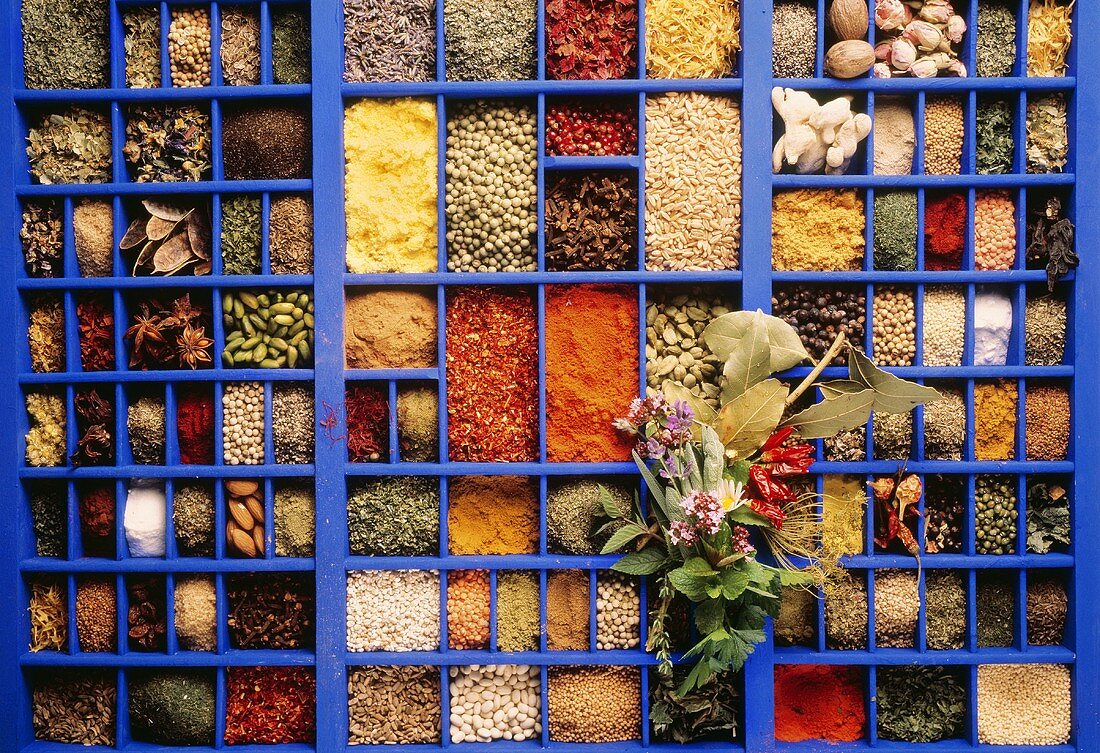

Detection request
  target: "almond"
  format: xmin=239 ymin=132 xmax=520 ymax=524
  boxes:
xmin=828 ymin=0 xmax=869 ymax=42
xmin=226 ymin=479 xmax=260 ymax=497
xmin=231 ymin=528 xmax=258 ymax=557
xmin=244 ymin=495 xmax=264 ymax=523
xmin=252 ymin=524 xmax=265 ymax=556
xmin=229 ymin=500 xmax=254 ymax=531
xmin=825 ymin=40 xmax=876 ymax=79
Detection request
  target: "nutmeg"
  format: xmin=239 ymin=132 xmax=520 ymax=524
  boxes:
xmin=828 ymin=0 xmax=869 ymax=41
xmin=825 ymin=40 xmax=876 ymax=79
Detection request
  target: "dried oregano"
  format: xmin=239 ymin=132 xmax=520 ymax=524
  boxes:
xmin=273 ymin=9 xmax=311 ymax=84
xmin=977 ymin=100 xmax=1015 ymax=175
xmin=124 ymin=8 xmax=162 ymax=88
xmin=124 ymin=105 xmax=212 ymax=182
xmin=26 ymin=107 xmax=112 ymax=184
xmin=22 ymin=0 xmax=109 ymax=89
xmin=976 ymin=2 xmax=1016 ymax=77
xmin=220 ymin=196 xmax=262 ymax=275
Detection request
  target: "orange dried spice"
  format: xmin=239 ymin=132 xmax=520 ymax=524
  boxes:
xmin=975 ymin=380 xmax=1017 ymax=461
xmin=974 ymin=191 xmax=1017 ymax=271
xmin=447 ymin=570 xmax=490 ymax=649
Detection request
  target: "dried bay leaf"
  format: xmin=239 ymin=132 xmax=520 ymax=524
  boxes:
xmin=703 ymin=311 xmax=809 ymax=373
xmin=720 ymin=311 xmax=771 ymax=403
xmin=783 ymin=390 xmax=875 ymax=439
xmin=715 ymin=378 xmax=788 ymax=458
xmin=848 ymin=349 xmax=943 ymax=414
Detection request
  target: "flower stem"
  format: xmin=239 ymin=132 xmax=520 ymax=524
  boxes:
xmin=785 ymin=331 xmax=847 ymax=407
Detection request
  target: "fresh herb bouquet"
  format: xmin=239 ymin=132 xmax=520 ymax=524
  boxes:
xmin=601 ymin=310 xmax=940 ymax=695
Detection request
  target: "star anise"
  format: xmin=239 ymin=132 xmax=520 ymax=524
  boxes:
xmin=177 ymin=323 xmax=213 ymax=369
xmin=161 ymin=292 xmax=203 ymax=329
xmin=125 ymin=303 xmax=167 ymax=367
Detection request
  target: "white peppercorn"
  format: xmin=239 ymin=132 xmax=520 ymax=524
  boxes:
xmin=221 ymin=382 xmax=264 ymax=465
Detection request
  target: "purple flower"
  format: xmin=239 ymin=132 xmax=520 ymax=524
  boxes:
xmin=731 ymin=525 xmax=755 ymax=554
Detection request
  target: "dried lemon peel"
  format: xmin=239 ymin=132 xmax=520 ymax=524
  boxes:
xmin=645 ymin=0 xmax=740 ymax=79
xmin=1027 ymin=0 xmax=1075 ymax=77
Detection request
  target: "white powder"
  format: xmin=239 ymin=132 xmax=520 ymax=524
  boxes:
xmin=974 ymin=288 xmax=1013 ymax=366
xmin=124 ymin=483 xmax=166 ymax=557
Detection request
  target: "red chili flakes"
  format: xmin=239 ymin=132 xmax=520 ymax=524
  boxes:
xmin=546 ymin=0 xmax=638 ymax=79
xmin=446 ymin=287 xmax=539 ymax=462
xmin=546 ymin=99 xmax=638 ymax=156
xmin=79 ymin=483 xmax=115 ymax=556
xmin=346 ymin=385 xmax=389 ymax=462
xmin=224 ymin=666 xmax=316 ymax=745
xmin=77 ymin=294 xmax=115 ymax=372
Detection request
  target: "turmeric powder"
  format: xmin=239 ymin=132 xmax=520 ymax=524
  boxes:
xmin=772 ymin=189 xmax=865 ymax=271
xmin=448 ymin=476 xmax=538 ymax=555
xmin=975 ymin=380 xmax=1017 ymax=460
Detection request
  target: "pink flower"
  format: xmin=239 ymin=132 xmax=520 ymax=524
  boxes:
xmin=904 ymin=19 xmax=944 ymax=50
xmin=875 ymin=40 xmax=894 ymax=63
xmin=947 ymin=59 xmax=967 ymax=77
xmin=910 ymin=58 xmax=939 ymax=77
xmin=731 ymin=525 xmax=755 ymax=555
xmin=669 ymin=520 xmax=697 ymax=546
xmin=875 ymin=0 xmax=912 ymax=31
xmin=681 ymin=491 xmax=724 ymax=535
xmin=945 ymin=14 xmax=967 ymax=43
xmin=890 ymin=37 xmax=918 ymax=70
xmin=919 ymin=3 xmax=952 ymax=24
xmin=873 ymin=62 xmax=893 ymax=78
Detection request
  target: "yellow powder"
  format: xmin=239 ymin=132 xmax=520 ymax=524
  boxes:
xmin=822 ymin=475 xmax=866 ymax=557
xmin=975 ymin=380 xmax=1017 ymax=460
xmin=772 ymin=189 xmax=865 ymax=271
xmin=344 ymin=98 xmax=438 ymax=273
xmin=448 ymin=476 xmax=539 ymax=555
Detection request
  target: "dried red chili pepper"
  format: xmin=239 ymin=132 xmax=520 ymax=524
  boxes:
xmin=747 ymin=465 xmax=791 ymax=529
xmin=758 ymin=428 xmax=815 ymax=476
xmin=546 ymin=0 xmax=638 ymax=79
xmin=224 ymin=666 xmax=316 ymax=744
xmin=176 ymin=386 xmax=214 ymax=464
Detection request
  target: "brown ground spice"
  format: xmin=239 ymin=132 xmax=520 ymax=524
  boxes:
xmin=774 ymin=586 xmax=816 ymax=646
xmin=975 ymin=380 xmax=1017 ymax=460
xmin=76 ymin=576 xmax=116 ymax=652
xmin=73 ymin=199 xmax=113 ymax=277
xmin=28 ymin=296 xmax=65 ymax=372
xmin=448 ymin=476 xmax=538 ymax=555
xmin=345 ymin=288 xmax=437 ymax=369
xmin=548 ymin=666 xmax=640 ymax=742
xmin=547 ymin=570 xmax=590 ymax=650
xmin=174 ymin=574 xmax=217 ymax=651
xmin=1025 ymin=385 xmax=1070 ymax=460
xmin=397 ymin=384 xmax=438 ymax=462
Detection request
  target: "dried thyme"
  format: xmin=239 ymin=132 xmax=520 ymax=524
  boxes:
xmin=444 ymin=0 xmax=537 ymax=81
xmin=173 ymin=483 xmax=215 ymax=556
xmin=127 ymin=394 xmax=166 ymax=464
xmin=976 ymin=2 xmax=1016 ymax=77
xmin=348 ymin=476 xmax=439 ymax=556
xmin=124 ymin=8 xmax=162 ymax=88
xmin=124 ymin=105 xmax=212 ymax=182
xmin=30 ymin=483 xmax=67 ymax=558
xmin=873 ymin=192 xmax=917 ymax=271
xmin=26 ymin=107 xmax=112 ymax=184
xmin=220 ymin=195 xmax=262 ymax=275
xmin=22 ymin=0 xmax=109 ymax=90
xmin=220 ymin=7 xmax=261 ymax=86
xmin=977 ymin=100 xmax=1015 ymax=174
xmin=877 ymin=667 xmax=966 ymax=743
xmin=273 ymin=9 xmax=311 ymax=84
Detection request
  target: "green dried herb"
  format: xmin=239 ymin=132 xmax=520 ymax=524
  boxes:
xmin=873 ymin=192 xmax=917 ymax=271
xmin=876 ymin=666 xmax=966 ymax=743
xmin=26 ymin=107 xmax=112 ymax=184
xmin=128 ymin=670 xmax=215 ymax=746
xmin=1027 ymin=94 xmax=1069 ymax=174
xmin=123 ymin=105 xmax=212 ymax=182
xmin=650 ymin=669 xmax=739 ymax=743
xmin=977 ymin=575 xmax=1014 ymax=647
xmin=976 ymin=100 xmax=1015 ymax=175
xmin=22 ymin=0 xmax=109 ymax=90
xmin=348 ymin=476 xmax=439 ymax=556
xmin=124 ymin=8 xmax=161 ymax=88
xmin=220 ymin=196 xmax=262 ymax=275
xmin=1027 ymin=196 xmax=1078 ymax=291
xmin=21 ymin=200 xmax=63 ymax=277
xmin=30 ymin=484 xmax=67 ymax=558
xmin=976 ymin=2 xmax=1016 ymax=77
xmin=924 ymin=571 xmax=966 ymax=650
xmin=273 ymin=9 xmax=311 ymax=84
xmin=1026 ymin=480 xmax=1071 ymax=553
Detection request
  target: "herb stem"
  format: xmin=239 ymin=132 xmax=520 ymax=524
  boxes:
xmin=786 ymin=331 xmax=847 ymax=407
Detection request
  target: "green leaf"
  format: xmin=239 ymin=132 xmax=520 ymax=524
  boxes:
xmin=817 ymin=379 xmax=866 ymax=398
xmin=633 ymin=451 xmax=669 ymax=517
xmin=702 ymin=311 xmax=810 ymax=372
xmin=676 ymin=656 xmax=717 ymax=696
xmin=728 ymin=506 xmax=771 ymax=527
xmin=700 ymin=425 xmax=724 ymax=491
xmin=725 ymin=459 xmax=751 ymax=485
xmin=848 ymin=348 xmax=943 ymax=414
xmin=720 ymin=311 xmax=772 ymax=403
xmin=715 ymin=378 xmax=788 ymax=458
xmin=668 ymin=567 xmax=711 ymax=602
xmin=696 ymin=598 xmax=725 ymax=635
xmin=664 ymin=485 xmax=686 ymax=524
xmin=663 ymin=380 xmax=717 ymax=430
xmin=683 ymin=556 xmax=718 ymax=577
xmin=777 ymin=568 xmax=815 ymax=588
xmin=597 ymin=485 xmax=624 ymax=519
xmin=718 ymin=568 xmax=750 ymax=600
xmin=600 ymin=522 xmax=649 ymax=554
xmin=612 ymin=547 xmax=668 ymax=575
xmin=782 ymin=390 xmax=875 ymax=439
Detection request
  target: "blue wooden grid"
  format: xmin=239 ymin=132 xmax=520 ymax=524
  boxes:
xmin=1 ymin=0 xmax=1098 ymax=751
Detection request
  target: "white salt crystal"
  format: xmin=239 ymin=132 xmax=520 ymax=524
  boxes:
xmin=124 ymin=483 xmax=166 ymax=557
xmin=974 ymin=288 xmax=1013 ymax=366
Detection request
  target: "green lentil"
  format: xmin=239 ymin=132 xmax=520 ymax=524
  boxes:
xmin=976 ymin=475 xmax=1018 ymax=555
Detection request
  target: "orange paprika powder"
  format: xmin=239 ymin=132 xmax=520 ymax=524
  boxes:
xmin=774 ymin=664 xmax=866 ymax=742
xmin=545 ymin=284 xmax=637 ymax=462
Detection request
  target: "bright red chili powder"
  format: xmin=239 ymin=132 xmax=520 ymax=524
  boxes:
xmin=346 ymin=384 xmax=389 ymax=462
xmin=924 ymin=193 xmax=966 ymax=270
xmin=224 ymin=666 xmax=316 ymax=744
xmin=176 ymin=386 xmax=214 ymax=464
xmin=446 ymin=287 xmax=539 ymax=463
xmin=774 ymin=664 xmax=866 ymax=742
xmin=546 ymin=0 xmax=638 ymax=79
xmin=545 ymin=284 xmax=637 ymax=462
